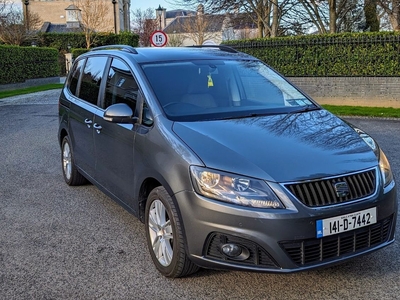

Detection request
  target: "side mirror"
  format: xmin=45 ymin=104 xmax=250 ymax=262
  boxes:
xmin=142 ymin=107 xmax=154 ymax=126
xmin=103 ymin=103 xmax=137 ymax=124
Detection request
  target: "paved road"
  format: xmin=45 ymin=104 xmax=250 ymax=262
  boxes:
xmin=0 ymin=91 xmax=399 ymax=300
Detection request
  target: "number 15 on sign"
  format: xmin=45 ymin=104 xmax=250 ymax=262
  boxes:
xmin=151 ymin=31 xmax=168 ymax=47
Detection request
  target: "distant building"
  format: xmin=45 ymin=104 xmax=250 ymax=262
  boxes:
xmin=22 ymin=0 xmax=130 ymax=33
xmin=159 ymin=5 xmax=258 ymax=46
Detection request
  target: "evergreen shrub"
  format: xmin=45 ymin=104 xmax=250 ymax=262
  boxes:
xmin=0 ymin=45 xmax=59 ymax=84
xmin=223 ymin=32 xmax=400 ymax=76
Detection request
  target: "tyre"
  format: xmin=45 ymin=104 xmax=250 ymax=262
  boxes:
xmin=145 ymin=187 xmax=199 ymax=278
xmin=61 ymin=136 xmax=87 ymax=186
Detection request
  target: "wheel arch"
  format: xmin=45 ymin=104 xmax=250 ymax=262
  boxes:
xmin=136 ymin=175 xmax=183 ymax=224
xmin=59 ymin=128 xmax=68 ymax=146
xmin=138 ymin=177 xmax=161 ymax=223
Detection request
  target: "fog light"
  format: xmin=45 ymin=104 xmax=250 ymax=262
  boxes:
xmin=221 ymin=244 xmax=242 ymax=257
xmin=221 ymin=243 xmax=250 ymax=260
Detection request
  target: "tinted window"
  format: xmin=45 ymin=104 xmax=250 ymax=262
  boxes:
xmin=142 ymin=60 xmax=316 ymax=122
xmin=67 ymin=58 xmax=85 ymax=97
xmin=79 ymin=56 xmax=108 ymax=105
xmin=104 ymin=58 xmax=139 ymax=111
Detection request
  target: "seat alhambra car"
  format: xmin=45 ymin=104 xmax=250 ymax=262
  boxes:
xmin=58 ymin=45 xmax=397 ymax=278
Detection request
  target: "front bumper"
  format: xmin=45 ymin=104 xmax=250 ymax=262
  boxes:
xmin=175 ymin=181 xmax=397 ymax=273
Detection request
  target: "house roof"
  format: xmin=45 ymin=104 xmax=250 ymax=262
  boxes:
xmin=163 ymin=13 xmax=257 ymax=34
xmin=166 ymin=9 xmax=196 ymax=19
xmin=164 ymin=14 xmax=225 ymax=34
xmin=65 ymin=4 xmax=80 ymax=11
xmin=229 ymin=13 xmax=258 ymax=30
xmin=39 ymin=22 xmax=82 ymax=33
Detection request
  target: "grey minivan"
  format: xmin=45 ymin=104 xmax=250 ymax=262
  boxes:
xmin=58 ymin=45 xmax=397 ymax=278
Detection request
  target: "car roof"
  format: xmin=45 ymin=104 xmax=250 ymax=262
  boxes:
xmin=86 ymin=45 xmax=257 ymax=64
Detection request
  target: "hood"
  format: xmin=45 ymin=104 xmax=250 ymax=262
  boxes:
xmin=172 ymin=109 xmax=377 ymax=182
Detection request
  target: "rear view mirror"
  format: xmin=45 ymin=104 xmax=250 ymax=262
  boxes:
xmin=142 ymin=107 xmax=153 ymax=126
xmin=103 ymin=103 xmax=137 ymax=124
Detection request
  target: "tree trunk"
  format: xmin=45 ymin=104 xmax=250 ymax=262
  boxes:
xmin=271 ymin=0 xmax=279 ymax=37
xmin=390 ymin=0 xmax=400 ymax=30
xmin=328 ymin=0 xmax=337 ymax=33
xmin=258 ymin=18 xmax=264 ymax=38
xmin=364 ymin=0 xmax=380 ymax=31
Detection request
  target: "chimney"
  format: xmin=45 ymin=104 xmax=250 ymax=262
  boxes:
xmin=197 ymin=4 xmax=204 ymax=15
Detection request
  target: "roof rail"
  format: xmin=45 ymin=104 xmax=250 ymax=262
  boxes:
xmin=90 ymin=45 xmax=138 ymax=54
xmin=186 ymin=45 xmax=238 ymax=53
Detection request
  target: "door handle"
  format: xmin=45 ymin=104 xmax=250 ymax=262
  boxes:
xmin=93 ymin=123 xmax=102 ymax=134
xmin=84 ymin=118 xmax=93 ymax=128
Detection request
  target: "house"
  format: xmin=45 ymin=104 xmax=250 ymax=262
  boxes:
xmin=159 ymin=5 xmax=258 ymax=46
xmin=22 ymin=0 xmax=130 ymax=33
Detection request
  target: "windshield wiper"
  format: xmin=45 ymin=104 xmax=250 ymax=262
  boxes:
xmin=213 ymin=111 xmax=279 ymax=121
xmin=287 ymin=105 xmax=320 ymax=115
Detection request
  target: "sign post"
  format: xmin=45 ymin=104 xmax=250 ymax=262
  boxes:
xmin=150 ymin=31 xmax=168 ymax=47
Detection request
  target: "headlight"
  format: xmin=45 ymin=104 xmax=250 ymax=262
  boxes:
xmin=355 ymin=128 xmax=379 ymax=156
xmin=190 ymin=166 xmax=284 ymax=209
xmin=379 ymin=148 xmax=393 ymax=187
xmin=355 ymin=128 xmax=393 ymax=187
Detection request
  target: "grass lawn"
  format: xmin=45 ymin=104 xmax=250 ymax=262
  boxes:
xmin=322 ymin=105 xmax=400 ymax=119
xmin=0 ymin=84 xmax=399 ymax=119
xmin=0 ymin=84 xmax=64 ymax=99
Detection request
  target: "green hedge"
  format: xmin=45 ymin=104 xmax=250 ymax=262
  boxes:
xmin=1 ymin=32 xmax=140 ymax=82
xmin=71 ymin=48 xmax=89 ymax=59
xmin=37 ymin=31 xmax=139 ymax=51
xmin=0 ymin=45 xmax=59 ymax=84
xmin=222 ymin=32 xmax=400 ymax=76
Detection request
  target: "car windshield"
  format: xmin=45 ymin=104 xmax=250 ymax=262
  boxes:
xmin=141 ymin=59 xmax=318 ymax=121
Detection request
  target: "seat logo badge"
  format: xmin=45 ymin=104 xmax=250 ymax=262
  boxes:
xmin=334 ymin=182 xmax=349 ymax=198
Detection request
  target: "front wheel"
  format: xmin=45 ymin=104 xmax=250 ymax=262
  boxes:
xmin=145 ymin=187 xmax=199 ymax=278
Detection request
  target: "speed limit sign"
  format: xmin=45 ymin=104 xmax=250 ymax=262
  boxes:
xmin=150 ymin=31 xmax=168 ymax=47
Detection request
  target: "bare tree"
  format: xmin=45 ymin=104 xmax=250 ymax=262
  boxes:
xmin=73 ymin=0 xmax=112 ymax=48
xmin=294 ymin=0 xmax=330 ymax=34
xmin=0 ymin=0 xmax=7 ymax=15
xmin=241 ymin=0 xmax=285 ymax=37
xmin=0 ymin=0 xmax=42 ymax=45
xmin=131 ymin=8 xmax=158 ymax=46
xmin=167 ymin=33 xmax=185 ymax=46
xmin=181 ymin=10 xmax=221 ymax=45
xmin=172 ymin=0 xmax=385 ymax=36
xmin=142 ymin=18 xmax=158 ymax=46
xmin=171 ymin=0 xmax=286 ymax=37
xmin=377 ymin=0 xmax=400 ymax=30
xmin=285 ymin=0 xmax=366 ymax=34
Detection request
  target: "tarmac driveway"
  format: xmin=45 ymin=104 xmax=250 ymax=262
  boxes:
xmin=0 ymin=90 xmax=399 ymax=299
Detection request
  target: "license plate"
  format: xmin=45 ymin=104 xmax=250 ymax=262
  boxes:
xmin=316 ymin=207 xmax=376 ymax=238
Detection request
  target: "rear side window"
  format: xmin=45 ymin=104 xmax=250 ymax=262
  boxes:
xmin=67 ymin=59 xmax=85 ymax=97
xmin=79 ymin=56 xmax=108 ymax=105
xmin=104 ymin=58 xmax=139 ymax=111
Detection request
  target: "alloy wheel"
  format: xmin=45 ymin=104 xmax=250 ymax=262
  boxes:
xmin=62 ymin=142 xmax=72 ymax=181
xmin=147 ymin=199 xmax=173 ymax=266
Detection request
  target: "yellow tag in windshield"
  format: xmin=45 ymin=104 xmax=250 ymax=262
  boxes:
xmin=207 ymin=74 xmax=214 ymax=88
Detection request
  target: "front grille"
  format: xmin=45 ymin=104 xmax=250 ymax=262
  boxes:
xmin=280 ymin=216 xmax=392 ymax=266
xmin=285 ymin=169 xmax=376 ymax=207
xmin=204 ymin=233 xmax=279 ymax=269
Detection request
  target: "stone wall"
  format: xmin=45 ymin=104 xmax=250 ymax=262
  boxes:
xmin=288 ymin=77 xmax=400 ymax=108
